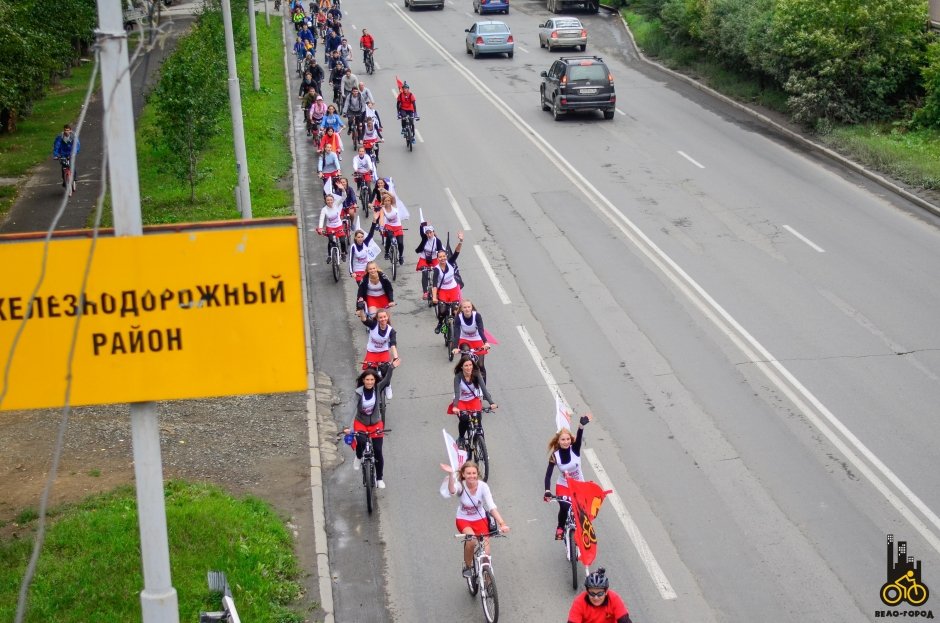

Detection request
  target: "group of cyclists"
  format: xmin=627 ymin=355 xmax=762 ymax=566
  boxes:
xmin=285 ymin=0 xmax=633 ymax=618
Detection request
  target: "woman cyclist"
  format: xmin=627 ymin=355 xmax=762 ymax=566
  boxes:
xmin=317 ymin=142 xmax=341 ymax=182
xmin=568 ymin=568 xmax=633 ymax=623
xmin=348 ymin=211 xmax=379 ymax=282
xmin=333 ymin=176 xmax=358 ymax=221
xmin=319 ymin=104 xmax=345 ymax=155
xmin=355 ymin=306 xmax=401 ymax=384
xmin=415 ymin=222 xmax=444 ymax=300
xmin=543 ymin=412 xmax=592 ymax=540
xmin=316 ymin=193 xmax=347 ymax=262
xmin=356 ymin=261 xmax=395 ymax=317
xmin=452 ymin=299 xmax=489 ymax=381
xmin=309 ymin=94 xmax=327 ymax=139
xmin=378 ymin=192 xmax=405 ymax=266
xmin=452 ymin=356 xmax=497 ymax=448
xmin=440 ymin=460 xmax=509 ymax=578
xmin=343 ymin=366 xmax=394 ymax=489
xmin=370 ymin=177 xmax=389 ymax=210
xmin=431 ymin=232 xmax=464 ymax=334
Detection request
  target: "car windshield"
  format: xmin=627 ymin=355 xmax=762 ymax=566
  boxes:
xmin=568 ymin=64 xmax=607 ymax=81
xmin=555 ymin=19 xmax=581 ymax=28
xmin=479 ymin=23 xmax=509 ymax=33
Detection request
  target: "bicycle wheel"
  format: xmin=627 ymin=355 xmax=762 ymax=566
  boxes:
xmin=473 ymin=435 xmax=489 ymax=482
xmin=909 ymin=584 xmax=929 ymax=606
xmin=360 ymin=185 xmax=370 ymax=214
xmin=466 ymin=565 xmax=480 ymax=596
xmin=379 ymin=391 xmax=387 ymax=421
xmin=567 ymin=529 xmax=579 ymax=590
xmin=480 ymin=567 xmax=499 ymax=623
xmin=390 ymin=244 xmax=399 ymax=280
xmin=364 ymin=460 xmax=375 ymax=514
xmin=331 ymin=245 xmax=340 ymax=282
xmin=445 ymin=318 xmax=455 ymax=360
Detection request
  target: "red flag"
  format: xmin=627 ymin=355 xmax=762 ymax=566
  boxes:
xmin=482 ymin=329 xmax=499 ymax=346
xmin=395 ymin=75 xmax=404 ymax=92
xmin=568 ymin=479 xmax=611 ymax=567
xmin=445 ymin=401 xmax=456 ymax=415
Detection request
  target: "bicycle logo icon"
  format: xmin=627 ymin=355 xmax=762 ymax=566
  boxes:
xmin=881 ymin=534 xmax=930 ymax=607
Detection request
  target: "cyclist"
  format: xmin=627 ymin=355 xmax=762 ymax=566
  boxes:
xmin=352 ymin=145 xmax=377 ymax=191
xmin=440 ymin=460 xmax=509 ymax=578
xmin=316 ymin=193 xmax=348 ymax=262
xmin=370 ymin=177 xmax=389 ymax=209
xmin=364 ymin=99 xmax=383 ymax=130
xmin=348 ymin=212 xmax=380 ymax=282
xmin=543 ymin=413 xmax=592 ymax=540
xmin=431 ymin=232 xmax=464 ymax=334
xmin=318 ymin=143 xmax=342 ymax=185
xmin=355 ymin=305 xmax=401 ymax=376
xmin=359 ymin=29 xmax=375 ymax=66
xmin=414 ymin=222 xmax=444 ymax=298
xmin=361 ymin=117 xmax=383 ymax=163
xmin=336 ymin=176 xmax=359 ymax=220
xmin=325 ymin=27 xmax=343 ymax=60
xmin=452 ymin=299 xmax=490 ymax=380
xmin=298 ymin=22 xmax=316 ymax=49
xmin=337 ymin=37 xmax=353 ymax=64
xmin=343 ymin=366 xmax=394 ymax=489
xmin=568 ymin=568 xmax=633 ymax=623
xmin=306 ymin=56 xmax=324 ymax=93
xmin=357 ymin=260 xmax=395 ymax=318
xmin=341 ymin=67 xmax=360 ymax=103
xmin=376 ymin=192 xmax=405 ymax=266
xmin=52 ymin=124 xmax=80 ymax=187
xmin=318 ymin=126 xmax=343 ymax=163
xmin=308 ymin=94 xmax=327 ymax=138
xmin=396 ymin=81 xmax=418 ymax=134
xmin=452 ymin=356 xmax=497 ymax=448
xmin=342 ymin=85 xmax=368 ymax=139
xmin=358 ymin=81 xmax=375 ymax=105
xmin=293 ymin=36 xmax=307 ymax=72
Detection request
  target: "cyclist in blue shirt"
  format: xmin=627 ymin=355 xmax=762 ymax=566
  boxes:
xmin=52 ymin=124 xmax=80 ymax=187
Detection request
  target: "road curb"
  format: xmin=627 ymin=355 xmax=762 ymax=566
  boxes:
xmin=603 ymin=4 xmax=940 ymax=219
xmin=281 ymin=9 xmax=336 ymax=623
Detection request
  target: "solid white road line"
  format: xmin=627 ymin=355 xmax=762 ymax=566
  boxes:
xmin=416 ymin=128 xmax=425 ymax=143
xmin=516 ymin=45 xmax=530 ymax=54
xmin=389 ymin=0 xmax=940 ymax=556
xmin=677 ymin=150 xmax=705 ymax=169
xmin=474 ymin=245 xmax=511 ymax=304
xmin=444 ymin=187 xmax=472 ymax=231
xmin=616 ymin=108 xmax=626 ymax=116
xmin=584 ymin=449 xmax=679 ymax=600
xmin=783 ymin=225 xmax=826 ymax=253
xmin=516 ymin=324 xmax=677 ymax=598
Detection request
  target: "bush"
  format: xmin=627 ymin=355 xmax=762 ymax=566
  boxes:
xmin=914 ymin=41 xmax=940 ymax=129
xmin=698 ymin=0 xmax=774 ymax=76
xmin=766 ymin=0 xmax=928 ymax=126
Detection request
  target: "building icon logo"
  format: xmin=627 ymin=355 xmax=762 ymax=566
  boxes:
xmin=881 ymin=534 xmax=930 ymax=607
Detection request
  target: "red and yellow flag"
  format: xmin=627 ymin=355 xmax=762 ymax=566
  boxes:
xmin=568 ymin=479 xmax=611 ymax=566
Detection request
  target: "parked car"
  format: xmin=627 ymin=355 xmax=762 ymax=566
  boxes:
xmin=473 ymin=0 xmax=509 ymax=15
xmin=540 ymin=55 xmax=616 ymax=120
xmin=538 ymin=17 xmax=587 ymax=51
xmin=465 ymin=21 xmax=515 ymax=58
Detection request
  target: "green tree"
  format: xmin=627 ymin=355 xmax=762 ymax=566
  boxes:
xmin=767 ymin=0 xmax=928 ymax=128
xmin=914 ymin=41 xmax=940 ymax=129
xmin=698 ymin=0 xmax=774 ymax=76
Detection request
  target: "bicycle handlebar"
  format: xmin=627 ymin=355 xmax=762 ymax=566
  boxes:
xmin=545 ymin=494 xmax=571 ymax=502
xmin=454 ymin=532 xmax=508 ymax=540
xmin=457 ymin=406 xmax=494 ymax=416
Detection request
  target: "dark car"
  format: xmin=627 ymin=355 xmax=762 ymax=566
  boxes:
xmin=540 ymin=55 xmax=615 ymax=120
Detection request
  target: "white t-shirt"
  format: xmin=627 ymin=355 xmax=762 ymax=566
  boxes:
xmin=454 ymin=481 xmax=496 ymax=521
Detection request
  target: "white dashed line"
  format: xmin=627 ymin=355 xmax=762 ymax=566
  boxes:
xmin=415 ymin=128 xmax=424 ymax=143
xmin=474 ymin=245 xmax=511 ymax=304
xmin=677 ymin=150 xmax=705 ymax=169
xmin=444 ymin=187 xmax=472 ymax=231
xmin=783 ymin=225 xmax=826 ymax=253
xmin=616 ymin=108 xmax=626 ymax=116
xmin=516 ymin=45 xmax=529 ymax=54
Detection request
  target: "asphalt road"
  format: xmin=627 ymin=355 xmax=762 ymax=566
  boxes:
xmin=291 ymin=1 xmax=940 ymax=621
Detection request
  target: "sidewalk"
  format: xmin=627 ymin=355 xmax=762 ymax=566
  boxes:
xmin=0 ymin=12 xmax=196 ymax=234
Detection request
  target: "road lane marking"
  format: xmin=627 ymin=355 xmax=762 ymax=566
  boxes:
xmin=390 ymin=0 xmax=940 ymax=555
xmin=516 ymin=45 xmax=529 ymax=54
xmin=783 ymin=225 xmax=825 ymax=253
xmin=616 ymin=108 xmax=626 ymax=116
xmin=416 ymin=128 xmax=425 ymax=143
xmin=465 ymin=11 xmax=473 ymax=17
xmin=584 ymin=449 xmax=678 ymax=600
xmin=677 ymin=150 xmax=705 ymax=169
xmin=516 ymin=324 xmax=677 ymax=599
xmin=444 ymin=187 xmax=472 ymax=231
xmin=474 ymin=245 xmax=511 ymax=304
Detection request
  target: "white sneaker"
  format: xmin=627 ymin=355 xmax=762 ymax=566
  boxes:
xmin=377 ymin=480 xmax=386 ymax=489
xmin=384 ymin=386 xmax=393 ymax=400
xmin=353 ymin=458 xmax=361 ymax=471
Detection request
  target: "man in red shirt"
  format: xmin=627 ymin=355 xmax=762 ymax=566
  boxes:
xmin=567 ymin=568 xmax=633 ymax=623
xmin=359 ymin=28 xmax=375 ymax=65
xmin=396 ymin=81 xmax=418 ymax=134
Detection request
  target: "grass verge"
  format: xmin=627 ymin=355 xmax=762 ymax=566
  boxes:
xmin=822 ymin=125 xmax=940 ymax=191
xmin=0 ymin=481 xmax=306 ymax=623
xmin=125 ymin=16 xmax=292 ymax=226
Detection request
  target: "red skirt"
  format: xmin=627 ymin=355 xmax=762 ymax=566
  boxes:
xmin=351 ymin=419 xmax=384 ymax=450
xmin=365 ymin=293 xmax=390 ymax=309
xmin=385 ymin=224 xmax=403 ymax=236
xmin=362 ymin=350 xmax=391 ymax=369
xmin=325 ymin=225 xmax=346 ymax=237
xmin=555 ymin=484 xmax=571 ymax=499
xmin=456 ymin=517 xmax=490 ymax=535
xmin=352 ymin=270 xmax=365 ymax=282
xmin=415 ymin=257 xmax=439 ymax=271
xmin=438 ymin=286 xmax=461 ymax=303
xmin=458 ymin=337 xmax=485 ymax=350
xmin=456 ymin=398 xmax=482 ymax=412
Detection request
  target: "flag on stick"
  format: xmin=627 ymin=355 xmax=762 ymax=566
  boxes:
xmin=568 ymin=479 xmax=611 ymax=567
xmin=555 ymin=395 xmax=572 ymax=432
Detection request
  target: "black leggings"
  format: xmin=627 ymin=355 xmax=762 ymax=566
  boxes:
xmin=355 ymin=435 xmax=384 ymax=479
xmin=556 ymin=498 xmax=570 ymax=530
xmin=457 ymin=411 xmax=481 ymax=441
xmin=384 ymin=233 xmax=404 ymax=257
xmin=327 ymin=234 xmax=348 ymax=256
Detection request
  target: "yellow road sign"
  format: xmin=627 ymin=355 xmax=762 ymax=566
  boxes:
xmin=0 ymin=220 xmax=307 ymax=410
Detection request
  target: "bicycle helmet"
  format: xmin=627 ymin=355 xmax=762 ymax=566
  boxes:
xmin=584 ymin=568 xmax=609 ymax=590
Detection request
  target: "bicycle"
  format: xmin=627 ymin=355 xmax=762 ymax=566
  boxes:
xmin=401 ymin=115 xmax=417 ymax=151
xmin=364 ymin=138 xmax=381 ymax=164
xmin=57 ymin=157 xmax=76 ymax=197
xmin=344 ymin=428 xmax=391 ymax=514
xmin=346 ymin=112 xmax=364 ymax=149
xmin=354 ymin=172 xmax=373 ymax=214
xmin=420 ymin=266 xmax=436 ymax=307
xmin=881 ymin=570 xmax=929 ymax=606
xmin=458 ymin=406 xmax=493 ymax=482
xmin=318 ymin=228 xmax=342 ymax=282
xmin=547 ymin=494 xmax=580 ymax=590
xmin=455 ymin=531 xmax=505 ymax=623
xmin=438 ymin=300 xmax=460 ymax=360
xmin=362 ymin=47 xmax=376 ymax=74
xmin=379 ymin=227 xmax=403 ymax=281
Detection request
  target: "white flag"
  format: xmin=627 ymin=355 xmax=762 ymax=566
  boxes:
xmin=354 ymin=214 xmax=362 ymax=233
xmin=366 ymin=238 xmax=382 ymax=261
xmin=419 ymin=207 xmax=425 ymax=224
xmin=323 ymin=176 xmax=333 ymax=196
xmin=387 ymin=177 xmax=411 ymax=221
xmin=440 ymin=428 xmax=468 ymax=498
xmin=555 ymin=394 xmax=572 ymax=433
